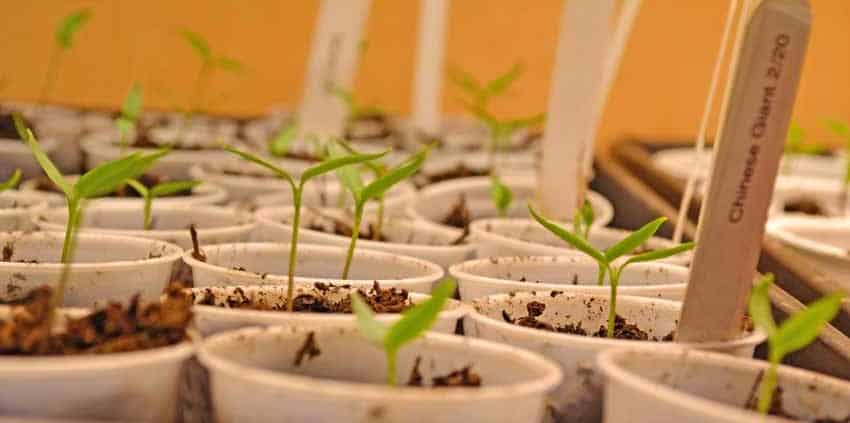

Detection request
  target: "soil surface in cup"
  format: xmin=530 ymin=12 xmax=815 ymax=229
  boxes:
xmin=0 ymin=283 xmax=192 ymax=355
xmin=344 ymin=113 xmax=395 ymax=143
xmin=413 ymin=165 xmax=489 ymax=188
xmin=783 ymin=198 xmax=826 ymax=216
xmin=193 ymin=282 xmax=411 ymax=313
xmin=500 ymin=300 xmax=675 ymax=341
xmin=35 ymin=174 xmax=193 ymax=198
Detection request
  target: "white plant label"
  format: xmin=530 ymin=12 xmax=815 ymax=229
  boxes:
xmin=299 ymin=0 xmax=372 ymax=136
xmin=537 ymin=0 xmax=614 ymax=219
xmin=678 ymin=0 xmax=811 ymax=342
xmin=411 ymin=0 xmax=449 ymax=135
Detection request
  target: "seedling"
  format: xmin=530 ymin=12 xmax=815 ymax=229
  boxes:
xmin=335 ymin=141 xmax=391 ymax=240
xmin=126 ymin=179 xmax=201 ymax=230
xmin=784 ymin=122 xmax=827 ymax=156
xmin=351 ymin=278 xmax=456 ymax=385
xmin=572 ymin=200 xmax=595 ymax=240
xmin=40 ymin=8 xmax=92 ymax=103
xmin=528 ymin=204 xmax=694 ymax=338
xmin=748 ymin=273 xmax=843 ymax=414
xmin=489 ymin=175 xmax=512 ymax=217
xmin=224 ymin=145 xmax=386 ymax=311
xmin=449 ymin=62 xmax=524 ymax=111
xmin=826 ymin=119 xmax=850 ymax=215
xmin=13 ymin=113 xmax=167 ymax=320
xmin=0 ymin=169 xmax=22 ymax=193
xmin=464 ymin=104 xmax=544 ymax=170
xmin=179 ymin=29 xmax=243 ymax=117
xmin=331 ymin=85 xmax=386 ymax=123
xmin=268 ymin=121 xmax=300 ymax=158
xmin=115 ymin=84 xmax=143 ymax=151
xmin=335 ymin=145 xmax=430 ymax=279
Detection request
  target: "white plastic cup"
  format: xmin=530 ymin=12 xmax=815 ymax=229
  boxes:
xmin=253 ymin=206 xmax=474 ymax=269
xmin=406 ymin=176 xmax=614 ymax=232
xmin=597 ymin=347 xmax=850 ymax=423
xmin=0 ymin=231 xmax=183 ymax=307
xmin=37 ymin=204 xmax=254 ymax=250
xmin=198 ymin=325 xmax=562 ymax=423
xmin=450 ymin=255 xmax=689 ymax=301
xmin=470 ymin=218 xmax=692 ymax=265
xmin=467 ymin=291 xmax=764 ymax=423
xmin=0 ymin=191 xmax=50 ymax=231
xmin=766 ymin=216 xmax=850 ymax=292
xmin=185 ymin=243 xmax=445 ymax=293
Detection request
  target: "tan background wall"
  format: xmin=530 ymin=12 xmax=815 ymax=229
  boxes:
xmin=1 ymin=0 xmax=848 ymax=149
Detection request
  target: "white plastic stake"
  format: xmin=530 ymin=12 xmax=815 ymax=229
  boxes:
xmin=673 ymin=0 xmax=744 ymax=243
xmin=411 ymin=0 xmax=449 ymax=135
xmin=582 ymin=0 xmax=644 ymax=180
xmin=298 ymin=0 xmax=372 ymax=136
xmin=677 ymin=0 xmax=811 ymax=343
xmin=537 ymin=0 xmax=615 ymax=219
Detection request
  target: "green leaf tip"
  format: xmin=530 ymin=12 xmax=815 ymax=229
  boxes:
xmin=13 ymin=113 xmax=73 ymax=198
xmin=490 ymin=175 xmax=513 ymax=216
xmin=604 ymin=217 xmax=667 ymax=262
xmin=56 ymin=8 xmax=93 ymax=49
xmin=527 ymin=203 xmax=605 ymax=263
xmin=179 ymin=29 xmax=212 ymax=61
xmin=0 ymin=169 xmax=22 ymax=192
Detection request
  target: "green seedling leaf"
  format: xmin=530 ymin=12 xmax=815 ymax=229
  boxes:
xmin=485 ymin=62 xmax=524 ymax=96
xmin=581 ymin=201 xmax=595 ymax=229
xmin=448 ymin=66 xmax=483 ymax=97
xmin=151 ymin=180 xmax=201 ymax=197
xmin=604 ymin=217 xmax=666 ymax=262
xmin=528 ymin=203 xmax=605 ymax=263
xmin=337 ymin=140 xmax=386 ymax=176
xmin=329 ymin=143 xmax=364 ymax=197
xmin=115 ymin=117 xmax=134 ymax=136
xmin=490 ymin=175 xmax=512 ymax=217
xmin=217 ymin=56 xmax=243 ymax=73
xmin=360 ymin=147 xmax=428 ymax=203
xmin=224 ymin=145 xmax=296 ymax=187
xmin=302 ymin=150 xmax=388 ymax=183
xmin=748 ymin=274 xmax=777 ymax=337
xmin=772 ymin=291 xmax=844 ymax=359
xmin=268 ymin=121 xmax=299 ymax=157
xmin=56 ymin=8 xmax=92 ymax=49
xmin=180 ymin=29 xmax=212 ymax=62
xmin=383 ymin=279 xmax=456 ymax=353
xmin=826 ymin=119 xmax=850 ymax=140
xmin=121 ymin=84 xmax=144 ymax=120
xmin=13 ymin=113 xmax=73 ymax=197
xmin=351 ymin=292 xmax=389 ymax=345
xmin=76 ymin=151 xmax=156 ymax=198
xmin=624 ymin=242 xmax=695 ymax=266
xmin=0 ymin=169 xmax=22 ymax=192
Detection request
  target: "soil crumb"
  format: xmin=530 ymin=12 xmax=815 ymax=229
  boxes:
xmin=406 ymin=356 xmax=482 ymax=388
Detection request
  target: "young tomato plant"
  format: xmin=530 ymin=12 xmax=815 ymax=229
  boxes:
xmin=335 ymin=146 xmax=430 ymax=279
xmin=40 ymin=8 xmax=92 ymax=103
xmin=126 ymin=179 xmax=201 ymax=230
xmin=463 ymin=105 xmax=544 ymax=171
xmin=489 ymin=175 xmax=512 ymax=217
xmin=334 ymin=141 xmax=392 ymax=240
xmin=224 ymin=145 xmax=386 ymax=311
xmin=748 ymin=273 xmax=843 ymax=414
xmin=351 ymin=278 xmax=456 ymax=385
xmin=784 ymin=122 xmax=827 ymax=156
xmin=449 ymin=62 xmax=524 ymax=111
xmin=115 ymin=84 xmax=143 ymax=151
xmin=179 ymin=29 xmax=242 ymax=116
xmin=825 ymin=119 xmax=850 ymax=214
xmin=528 ymin=204 xmax=694 ymax=338
xmin=268 ymin=121 xmax=299 ymax=158
xmin=14 ymin=113 xmax=168 ymax=318
xmin=0 ymin=169 xmax=22 ymax=193
xmin=572 ymin=200 xmax=595 ymax=241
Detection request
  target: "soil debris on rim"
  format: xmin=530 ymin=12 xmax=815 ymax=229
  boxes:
xmin=0 ymin=282 xmax=192 ymax=355
xmin=406 ymin=355 xmax=482 ymax=388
